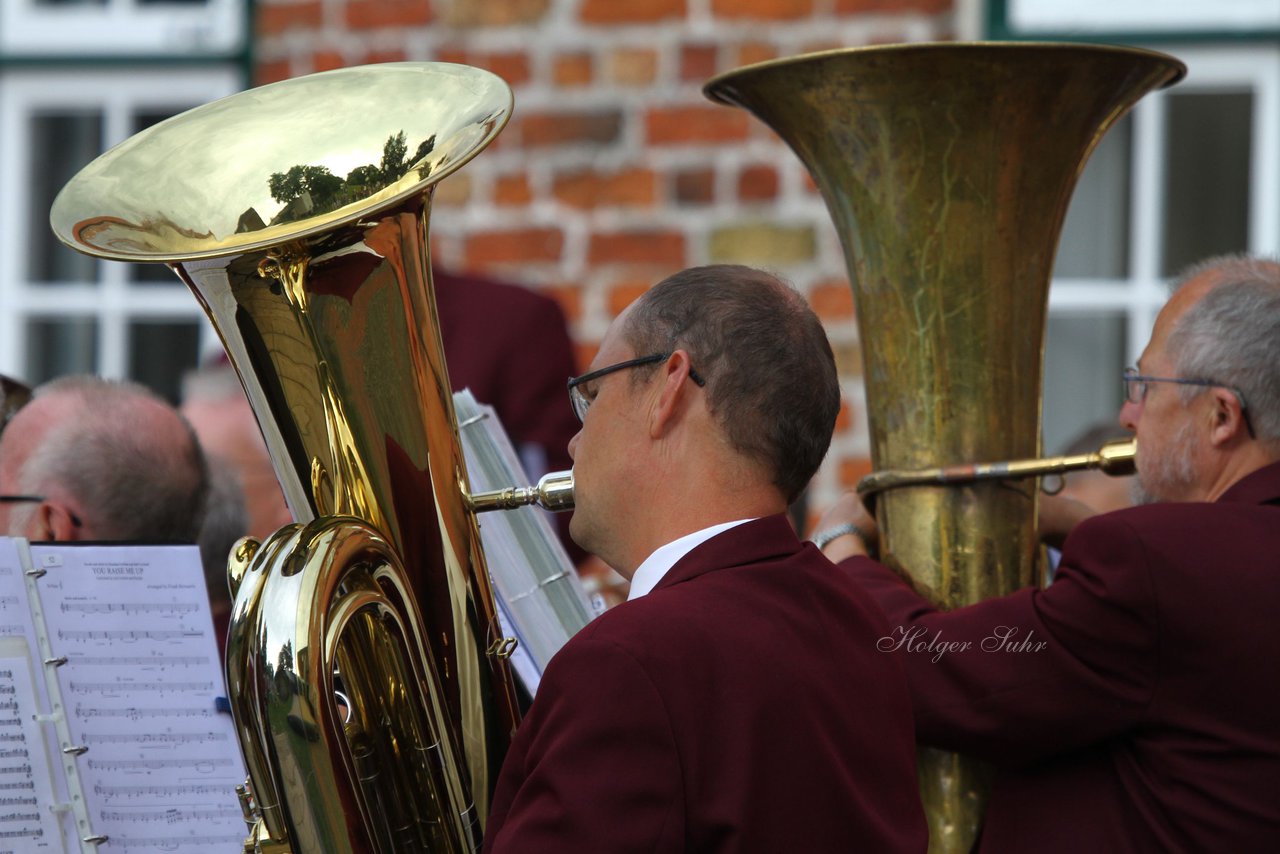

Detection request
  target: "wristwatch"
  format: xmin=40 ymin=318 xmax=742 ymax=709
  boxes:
xmin=811 ymin=522 xmax=865 ymax=551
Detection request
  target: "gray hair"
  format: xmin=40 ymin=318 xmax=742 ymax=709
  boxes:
xmin=22 ymin=376 xmax=209 ymax=541
xmin=1167 ymin=254 xmax=1280 ymax=449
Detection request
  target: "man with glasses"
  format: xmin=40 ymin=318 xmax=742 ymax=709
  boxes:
xmin=0 ymin=375 xmax=208 ymax=543
xmin=484 ymin=265 xmax=927 ymax=853
xmin=812 ymin=254 xmax=1280 ymax=851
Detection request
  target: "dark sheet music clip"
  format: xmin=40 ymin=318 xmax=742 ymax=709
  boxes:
xmin=82 ymin=834 xmax=108 ymax=845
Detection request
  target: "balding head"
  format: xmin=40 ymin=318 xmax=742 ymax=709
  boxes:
xmin=0 ymin=376 xmax=208 ymax=541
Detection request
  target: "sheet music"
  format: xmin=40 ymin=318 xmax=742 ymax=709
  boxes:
xmin=454 ymin=390 xmax=601 ymax=694
xmin=0 ymin=641 xmax=61 ymax=851
xmin=31 ymin=544 xmax=245 ymax=852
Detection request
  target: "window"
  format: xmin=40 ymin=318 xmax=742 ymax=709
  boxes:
xmin=1042 ymin=45 xmax=1280 ymax=453
xmin=0 ymin=0 xmax=245 ymax=57
xmin=0 ymin=67 xmax=241 ymax=400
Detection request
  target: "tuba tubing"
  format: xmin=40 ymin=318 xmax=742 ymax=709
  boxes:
xmin=706 ymin=42 xmax=1183 ymax=853
xmin=857 ymin=438 xmax=1136 ymax=498
xmin=51 ymin=63 xmax=520 ymax=854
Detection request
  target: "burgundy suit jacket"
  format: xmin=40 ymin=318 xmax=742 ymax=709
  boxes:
xmin=484 ymin=515 xmax=927 ymax=853
xmin=843 ymin=461 xmax=1280 ymax=852
xmin=434 ymin=270 xmax=578 ymax=475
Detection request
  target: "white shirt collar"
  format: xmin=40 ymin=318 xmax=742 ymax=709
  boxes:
xmin=627 ymin=519 xmax=754 ymax=601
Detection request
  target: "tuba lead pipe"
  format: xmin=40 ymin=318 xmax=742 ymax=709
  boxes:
xmin=857 ymin=438 xmax=1136 ymax=498
xmin=468 ymin=470 xmax=576 ymax=514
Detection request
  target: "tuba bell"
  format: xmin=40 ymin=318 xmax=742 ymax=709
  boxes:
xmin=51 ymin=63 xmax=518 ymax=853
xmin=706 ymin=43 xmax=1184 ymax=852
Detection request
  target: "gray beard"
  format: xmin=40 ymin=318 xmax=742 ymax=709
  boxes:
xmin=1130 ymin=419 xmax=1198 ymax=505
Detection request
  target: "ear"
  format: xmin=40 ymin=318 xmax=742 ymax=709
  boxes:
xmin=33 ymin=501 xmax=82 ymax=543
xmin=648 ymin=350 xmax=696 ymax=439
xmin=1206 ymin=387 xmax=1249 ymax=447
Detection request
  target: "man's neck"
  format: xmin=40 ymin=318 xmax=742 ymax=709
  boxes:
xmin=1201 ymin=446 xmax=1279 ymax=502
xmin=617 ymin=490 xmax=786 ymax=580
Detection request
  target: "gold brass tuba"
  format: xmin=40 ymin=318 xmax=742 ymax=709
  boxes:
xmin=50 ymin=63 xmax=518 ymax=853
xmin=706 ymin=43 xmax=1184 ymax=852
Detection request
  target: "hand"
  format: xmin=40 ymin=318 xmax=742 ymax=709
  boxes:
xmin=810 ymin=491 xmax=878 ymax=562
xmin=1037 ymin=493 xmax=1096 ymax=550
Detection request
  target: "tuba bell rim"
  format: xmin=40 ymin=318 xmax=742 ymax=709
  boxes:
xmin=703 ymin=40 xmax=1188 ymax=105
xmin=49 ymin=62 xmax=513 ymax=264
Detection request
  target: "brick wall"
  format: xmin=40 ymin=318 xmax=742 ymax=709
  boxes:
xmin=254 ymin=0 xmax=957 ymax=519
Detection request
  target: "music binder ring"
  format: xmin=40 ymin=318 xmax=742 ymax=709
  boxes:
xmin=0 ymin=536 xmax=247 ymax=851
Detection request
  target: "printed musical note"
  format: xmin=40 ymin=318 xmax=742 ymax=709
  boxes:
xmin=69 ymin=680 xmax=214 ymax=696
xmin=60 ymin=602 xmax=199 ymax=617
xmin=87 ymin=757 xmax=233 ymax=772
xmin=67 ymin=655 xmax=211 ymax=669
xmin=57 ymin=629 xmax=202 ymax=642
xmin=93 ymin=782 xmax=230 ymax=801
xmin=23 ymin=541 xmax=247 ymax=849
xmin=85 ymin=732 xmax=228 ymax=747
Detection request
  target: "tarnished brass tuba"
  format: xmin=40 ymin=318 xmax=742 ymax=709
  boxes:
xmin=50 ymin=63 xmax=518 ymax=853
xmin=706 ymin=43 xmax=1184 ymax=852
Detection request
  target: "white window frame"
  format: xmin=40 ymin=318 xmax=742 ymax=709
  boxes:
xmin=1 ymin=0 xmax=246 ymax=57
xmin=1047 ymin=43 xmax=1280 ymax=367
xmin=0 ymin=66 xmax=240 ymax=381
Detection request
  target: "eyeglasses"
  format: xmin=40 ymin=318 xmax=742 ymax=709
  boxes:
xmin=0 ymin=495 xmax=82 ymax=528
xmin=1122 ymin=367 xmax=1255 ymax=438
xmin=567 ymin=352 xmax=706 ymax=424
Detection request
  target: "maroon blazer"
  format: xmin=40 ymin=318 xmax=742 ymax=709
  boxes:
xmin=843 ymin=461 xmax=1280 ymax=852
xmin=484 ymin=514 xmax=927 ymax=853
xmin=434 ymin=270 xmax=578 ymax=475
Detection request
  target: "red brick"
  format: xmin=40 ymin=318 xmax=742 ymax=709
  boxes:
xmin=313 ymin=50 xmax=347 ymax=72
xmin=737 ymin=164 xmax=778 ymax=201
xmin=574 ymin=341 xmax=599 ymax=374
xmin=554 ymin=52 xmax=594 ymax=86
xmin=446 ymin=0 xmax=551 ymax=26
xmin=674 ymin=168 xmax=715 ymax=206
xmin=736 ymin=41 xmax=778 ymax=67
xmin=711 ymin=0 xmax=813 ymax=20
xmin=435 ymin=47 xmax=467 ymax=66
xmin=255 ymin=59 xmax=294 ymax=86
xmin=811 ymin=281 xmax=855 ymax=320
xmin=608 ymin=47 xmax=659 ymax=86
xmin=541 ymin=284 xmax=583 ymax=325
xmin=434 ymin=174 xmax=472 ymax=207
xmin=839 ymin=457 xmax=874 ymax=488
xmin=680 ymin=43 xmax=719 ymax=82
xmin=479 ymin=51 xmax=533 ymax=87
xmin=589 ymin=231 xmax=686 ymax=266
xmin=521 ymin=110 xmax=623 ymax=147
xmin=834 ymin=398 xmax=853 ymax=432
xmin=347 ymin=0 xmax=433 ymax=29
xmin=494 ymin=174 xmax=533 ymax=206
xmin=257 ymin=1 xmax=322 ymax=36
xmin=836 ymin=0 xmax=950 ymax=12
xmin=432 ymin=49 xmax=530 ymax=86
xmin=365 ymin=48 xmax=408 ymax=65
xmin=465 ymin=228 xmax=564 ymax=266
xmin=800 ymin=39 xmax=844 ymax=55
xmin=581 ymin=0 xmax=686 ymax=24
xmin=553 ymin=168 xmax=657 ymax=209
xmin=647 ymin=105 xmax=750 ymax=145
xmin=607 ymin=279 xmax=653 ymax=316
